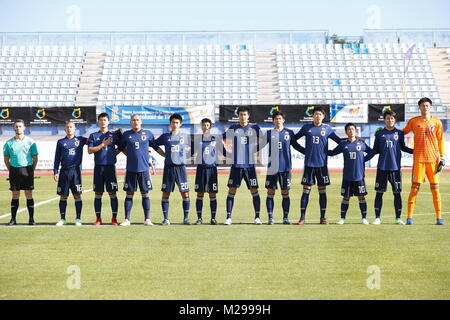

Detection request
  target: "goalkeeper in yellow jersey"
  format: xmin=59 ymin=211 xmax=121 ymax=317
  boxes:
xmin=403 ymin=98 xmax=446 ymax=225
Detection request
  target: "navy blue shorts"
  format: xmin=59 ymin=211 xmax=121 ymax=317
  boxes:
xmin=93 ymin=165 xmax=118 ymax=193
xmin=57 ymin=167 xmax=82 ymax=196
xmin=375 ymin=169 xmax=402 ymax=193
xmin=124 ymin=170 xmax=152 ymax=192
xmin=195 ymin=166 xmax=218 ymax=193
xmin=162 ymin=165 xmax=189 ymax=192
xmin=227 ymin=166 xmax=258 ymax=189
xmin=301 ymin=166 xmax=330 ymax=186
xmin=341 ymin=179 xmax=368 ymax=197
xmin=265 ymin=171 xmax=291 ymax=190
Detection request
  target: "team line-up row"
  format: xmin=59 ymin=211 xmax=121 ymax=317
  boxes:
xmin=2 ymin=98 xmax=446 ymax=226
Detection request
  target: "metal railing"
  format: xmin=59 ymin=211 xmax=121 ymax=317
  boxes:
xmin=0 ymin=30 xmax=329 ymax=51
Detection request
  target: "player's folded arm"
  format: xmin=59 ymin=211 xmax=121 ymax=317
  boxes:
xmin=327 ymin=145 xmax=342 ymax=157
xmin=291 ymin=140 xmax=305 ymax=154
xmin=401 ymin=145 xmax=414 ymax=154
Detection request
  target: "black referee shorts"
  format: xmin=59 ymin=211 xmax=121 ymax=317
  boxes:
xmin=9 ymin=165 xmax=35 ymax=191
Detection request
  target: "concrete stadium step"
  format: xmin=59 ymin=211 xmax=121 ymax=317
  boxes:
xmin=255 ymin=50 xmax=280 ymax=104
xmin=80 ymin=70 xmax=103 ymax=77
xmin=74 ymin=51 xmax=105 ymax=106
xmin=77 ymin=89 xmax=99 ymax=95
xmin=82 ymin=64 xmax=103 ymax=71
xmin=75 ymin=102 xmax=98 ymax=107
xmin=78 ymin=82 xmax=100 ymax=89
xmin=76 ymin=96 xmax=97 ymax=103
xmin=426 ymin=48 xmax=450 ymax=106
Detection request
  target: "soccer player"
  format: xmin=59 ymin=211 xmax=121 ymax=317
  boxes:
xmin=328 ymin=123 xmax=372 ymax=225
xmin=222 ymin=106 xmax=262 ymax=225
xmin=262 ymin=111 xmax=305 ymax=225
xmin=88 ymin=113 xmax=122 ymax=226
xmin=364 ymin=110 xmax=413 ymax=225
xmin=294 ymin=106 xmax=342 ymax=225
xmin=53 ymin=121 xmax=88 ymax=226
xmin=119 ymin=114 xmax=163 ymax=226
xmin=403 ymin=97 xmax=446 ymax=225
xmin=154 ymin=113 xmax=192 ymax=225
xmin=192 ymin=118 xmax=219 ymax=225
xmin=3 ymin=119 xmax=38 ymax=225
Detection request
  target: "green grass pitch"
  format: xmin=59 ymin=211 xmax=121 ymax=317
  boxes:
xmin=0 ymin=171 xmax=449 ymax=300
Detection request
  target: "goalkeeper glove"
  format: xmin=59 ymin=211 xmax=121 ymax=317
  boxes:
xmin=436 ymin=158 xmax=445 ymax=174
xmin=114 ymin=128 xmax=124 ymax=140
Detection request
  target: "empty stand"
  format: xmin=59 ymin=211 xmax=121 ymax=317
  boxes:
xmin=0 ymin=46 xmax=83 ymax=107
xmin=276 ymin=43 xmax=442 ymax=106
xmin=0 ymin=42 xmax=447 ymax=122
xmin=97 ymin=44 xmax=258 ymax=106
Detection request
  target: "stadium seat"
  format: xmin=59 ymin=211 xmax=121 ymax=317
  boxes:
xmin=0 ymin=45 xmax=83 ymax=106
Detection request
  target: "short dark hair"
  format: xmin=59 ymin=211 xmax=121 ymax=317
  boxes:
xmin=345 ymin=122 xmax=356 ymax=132
xmin=313 ymin=106 xmax=326 ymax=116
xmin=237 ymin=106 xmax=250 ymax=115
xmin=418 ymin=97 xmax=432 ymax=106
xmin=383 ymin=110 xmax=397 ymax=119
xmin=13 ymin=119 xmax=25 ymax=126
xmin=169 ymin=113 xmax=183 ymax=123
xmin=98 ymin=112 xmax=109 ymax=120
xmin=201 ymin=118 xmax=212 ymax=126
xmin=271 ymin=110 xmax=285 ymax=120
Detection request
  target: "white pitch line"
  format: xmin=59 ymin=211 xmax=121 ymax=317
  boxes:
xmin=0 ymin=190 xmax=56 ymax=193
xmin=0 ymin=188 xmax=94 ymax=220
xmin=0 ymin=179 xmax=124 ymax=220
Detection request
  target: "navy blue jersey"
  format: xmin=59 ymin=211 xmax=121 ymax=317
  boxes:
xmin=53 ymin=136 xmax=88 ymax=174
xmin=295 ymin=123 xmax=341 ymax=168
xmin=364 ymin=128 xmax=413 ymax=171
xmin=223 ymin=123 xmax=261 ymax=168
xmin=264 ymin=128 xmax=304 ymax=173
xmin=192 ymin=134 xmax=218 ymax=168
xmin=88 ymin=130 xmax=120 ymax=165
xmin=121 ymin=129 xmax=157 ymax=173
xmin=155 ymin=132 xmax=190 ymax=166
xmin=328 ymin=139 xmax=371 ymax=181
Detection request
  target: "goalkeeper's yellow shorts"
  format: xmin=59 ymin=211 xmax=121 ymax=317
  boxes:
xmin=411 ymin=161 xmax=439 ymax=184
